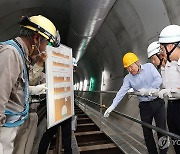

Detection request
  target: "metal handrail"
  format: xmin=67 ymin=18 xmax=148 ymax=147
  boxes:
xmin=75 ymin=90 xmax=180 ymax=140
xmin=75 ymin=90 xmax=180 ymax=98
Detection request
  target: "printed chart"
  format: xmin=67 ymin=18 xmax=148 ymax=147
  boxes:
xmin=46 ymin=45 xmax=74 ymax=128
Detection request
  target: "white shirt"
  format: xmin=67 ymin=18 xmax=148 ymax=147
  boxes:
xmin=160 ymin=67 xmax=165 ymax=88
xmin=163 ymin=59 xmax=180 ymax=89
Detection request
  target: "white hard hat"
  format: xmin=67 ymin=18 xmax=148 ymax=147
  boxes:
xmin=147 ymin=41 xmax=160 ymax=58
xmin=73 ymin=57 xmax=77 ymax=67
xmin=159 ymin=25 xmax=180 ymax=43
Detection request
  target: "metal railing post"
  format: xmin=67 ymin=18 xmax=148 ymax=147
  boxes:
xmin=100 ymin=93 xmax=103 ymax=131
xmin=56 ymin=125 xmax=62 ymax=154
xmin=85 ymin=98 xmax=87 ymax=113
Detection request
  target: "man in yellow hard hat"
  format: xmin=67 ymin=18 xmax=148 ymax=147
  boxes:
xmin=0 ymin=15 xmax=60 ymax=154
xmin=104 ymin=52 xmax=167 ymax=154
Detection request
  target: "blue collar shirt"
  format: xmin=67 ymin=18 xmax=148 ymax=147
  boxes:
xmin=111 ymin=63 xmax=162 ymax=108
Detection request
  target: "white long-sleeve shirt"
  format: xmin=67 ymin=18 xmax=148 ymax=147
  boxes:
xmin=163 ymin=59 xmax=180 ymax=89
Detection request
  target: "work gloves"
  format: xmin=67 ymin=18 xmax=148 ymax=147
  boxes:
xmin=138 ymin=88 xmax=180 ymax=98
xmin=158 ymin=88 xmax=180 ymax=99
xmin=103 ymin=105 xmax=115 ymax=118
xmin=29 ymin=83 xmax=48 ymax=95
xmin=138 ymin=88 xmax=158 ymax=96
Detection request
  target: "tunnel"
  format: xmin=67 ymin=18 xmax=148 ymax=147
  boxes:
xmin=0 ymin=0 xmax=180 ymax=154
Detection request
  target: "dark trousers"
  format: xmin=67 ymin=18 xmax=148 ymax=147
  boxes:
xmin=38 ymin=117 xmax=72 ymax=154
xmin=167 ymin=100 xmax=180 ymax=154
xmin=139 ymin=98 xmax=167 ymax=154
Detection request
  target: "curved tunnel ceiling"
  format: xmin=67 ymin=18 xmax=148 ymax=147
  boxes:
xmin=67 ymin=0 xmax=116 ymax=61
xmin=0 ymin=0 xmax=180 ymax=92
xmin=0 ymin=0 xmax=71 ymax=44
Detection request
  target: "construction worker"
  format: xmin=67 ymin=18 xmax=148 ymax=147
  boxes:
xmin=158 ymin=25 xmax=180 ymax=153
xmin=104 ymin=52 xmax=167 ymax=154
xmin=147 ymin=41 xmax=167 ymax=88
xmin=147 ymin=41 xmax=166 ymax=69
xmin=0 ymin=15 xmax=60 ymax=154
xmin=13 ymin=52 xmax=48 ymax=154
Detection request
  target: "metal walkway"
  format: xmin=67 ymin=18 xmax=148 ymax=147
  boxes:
xmin=74 ymin=104 xmax=124 ymax=154
xmin=75 ymin=100 xmax=148 ymax=154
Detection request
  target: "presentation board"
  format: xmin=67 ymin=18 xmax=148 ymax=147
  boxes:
xmin=46 ymin=44 xmax=74 ymax=129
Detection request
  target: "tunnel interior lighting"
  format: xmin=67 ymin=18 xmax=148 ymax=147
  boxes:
xmin=76 ymin=83 xmax=80 ymax=90
xmin=101 ymin=71 xmax=105 ymax=91
xmin=83 ymin=79 xmax=88 ymax=91
xmin=89 ymin=77 xmax=95 ymax=91
xmin=79 ymin=81 xmax=83 ymax=91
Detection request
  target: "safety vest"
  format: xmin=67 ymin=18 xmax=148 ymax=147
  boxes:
xmin=0 ymin=40 xmax=29 ymax=127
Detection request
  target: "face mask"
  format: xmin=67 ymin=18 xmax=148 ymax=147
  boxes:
xmin=31 ymin=38 xmax=45 ymax=58
xmin=35 ymin=51 xmax=46 ymax=60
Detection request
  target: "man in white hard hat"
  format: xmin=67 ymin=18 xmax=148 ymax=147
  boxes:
xmin=147 ymin=41 xmax=167 ymax=87
xmin=0 ymin=15 xmax=60 ymax=154
xmin=147 ymin=41 xmax=166 ymax=69
xmin=158 ymin=24 xmax=180 ymax=153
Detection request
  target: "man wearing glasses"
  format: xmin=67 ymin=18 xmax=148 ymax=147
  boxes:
xmin=104 ymin=52 xmax=167 ymax=154
xmin=0 ymin=15 xmax=60 ymax=153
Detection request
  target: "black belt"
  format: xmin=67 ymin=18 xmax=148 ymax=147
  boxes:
xmin=168 ymin=99 xmax=180 ymax=103
xmin=140 ymin=97 xmax=159 ymax=103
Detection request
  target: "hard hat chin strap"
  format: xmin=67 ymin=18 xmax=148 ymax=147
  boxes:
xmin=155 ymin=53 xmax=163 ymax=69
xmin=165 ymin=42 xmax=179 ymax=62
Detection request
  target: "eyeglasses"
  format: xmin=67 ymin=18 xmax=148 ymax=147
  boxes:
xmin=159 ymin=46 xmax=167 ymax=53
xmin=126 ymin=63 xmax=136 ymax=71
xmin=40 ymin=38 xmax=48 ymax=45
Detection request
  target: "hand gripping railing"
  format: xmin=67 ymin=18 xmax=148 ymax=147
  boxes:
xmin=75 ymin=90 xmax=180 ymax=140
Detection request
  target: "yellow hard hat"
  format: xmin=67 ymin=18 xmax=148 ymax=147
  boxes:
xmin=123 ymin=52 xmax=139 ymax=68
xmin=19 ymin=15 xmax=60 ymax=47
